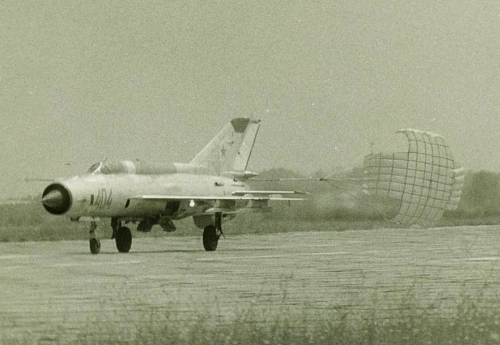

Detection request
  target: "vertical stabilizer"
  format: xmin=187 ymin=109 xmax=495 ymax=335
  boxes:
xmin=190 ymin=118 xmax=260 ymax=175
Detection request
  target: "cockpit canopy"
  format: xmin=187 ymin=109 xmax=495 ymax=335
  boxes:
xmin=86 ymin=160 xmax=177 ymax=175
xmin=86 ymin=162 xmax=102 ymax=174
xmin=86 ymin=161 xmax=128 ymax=174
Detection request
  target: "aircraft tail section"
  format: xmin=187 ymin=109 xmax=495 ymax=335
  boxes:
xmin=190 ymin=118 xmax=260 ymax=175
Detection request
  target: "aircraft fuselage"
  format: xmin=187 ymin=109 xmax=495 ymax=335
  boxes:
xmin=40 ymin=118 xmax=304 ymax=254
xmin=42 ymin=173 xmax=249 ymax=220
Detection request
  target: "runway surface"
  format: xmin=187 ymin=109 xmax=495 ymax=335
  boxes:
xmin=1 ymin=225 xmax=500 ymax=341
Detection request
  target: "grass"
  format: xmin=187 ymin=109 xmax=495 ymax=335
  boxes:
xmin=3 ymin=286 xmax=500 ymax=345
xmin=0 ymin=216 xmax=407 ymax=243
xmin=1 ymin=209 xmax=499 ymax=244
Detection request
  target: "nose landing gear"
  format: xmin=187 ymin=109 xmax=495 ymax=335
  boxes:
xmin=89 ymin=221 xmax=101 ymax=254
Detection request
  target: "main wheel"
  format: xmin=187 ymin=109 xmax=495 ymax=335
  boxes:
xmin=203 ymin=225 xmax=219 ymax=251
xmin=90 ymin=238 xmax=101 ymax=254
xmin=115 ymin=226 xmax=132 ymax=253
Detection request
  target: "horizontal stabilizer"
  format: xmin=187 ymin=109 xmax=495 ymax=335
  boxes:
xmin=221 ymin=170 xmax=259 ymax=180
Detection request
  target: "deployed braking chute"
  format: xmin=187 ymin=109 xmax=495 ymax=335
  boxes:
xmin=363 ymin=129 xmax=464 ymax=228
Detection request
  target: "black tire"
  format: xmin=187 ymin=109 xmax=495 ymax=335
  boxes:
xmin=115 ymin=226 xmax=132 ymax=253
xmin=203 ymin=225 xmax=219 ymax=251
xmin=90 ymin=238 xmax=101 ymax=254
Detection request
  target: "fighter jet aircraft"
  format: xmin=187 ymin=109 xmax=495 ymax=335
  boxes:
xmin=41 ymin=118 xmax=306 ymax=254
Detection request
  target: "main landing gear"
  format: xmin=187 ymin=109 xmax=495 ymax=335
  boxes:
xmin=88 ymin=218 xmax=132 ymax=254
xmin=203 ymin=212 xmax=223 ymax=251
xmin=111 ymin=218 xmax=132 ymax=253
xmin=88 ymin=213 xmax=225 ymax=254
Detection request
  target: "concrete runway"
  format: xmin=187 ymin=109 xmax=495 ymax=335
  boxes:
xmin=1 ymin=225 xmax=500 ymax=341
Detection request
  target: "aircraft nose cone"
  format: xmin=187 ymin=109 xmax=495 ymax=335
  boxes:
xmin=42 ymin=190 xmax=64 ymax=208
xmin=42 ymin=184 xmax=71 ymax=215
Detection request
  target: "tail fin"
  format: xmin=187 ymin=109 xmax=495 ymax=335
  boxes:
xmin=190 ymin=118 xmax=260 ymax=175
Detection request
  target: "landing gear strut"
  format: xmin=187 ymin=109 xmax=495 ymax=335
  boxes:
xmin=89 ymin=221 xmax=101 ymax=254
xmin=111 ymin=217 xmax=121 ymax=239
xmin=203 ymin=212 xmax=223 ymax=251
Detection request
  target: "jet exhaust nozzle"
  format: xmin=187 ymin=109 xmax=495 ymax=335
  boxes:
xmin=42 ymin=184 xmax=72 ymax=215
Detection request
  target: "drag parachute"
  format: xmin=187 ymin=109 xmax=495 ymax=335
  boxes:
xmin=363 ymin=129 xmax=464 ymax=228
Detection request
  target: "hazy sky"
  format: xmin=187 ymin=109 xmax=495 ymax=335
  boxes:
xmin=1 ymin=1 xmax=499 ymax=198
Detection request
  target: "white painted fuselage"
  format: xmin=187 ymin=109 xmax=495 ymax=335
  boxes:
xmin=45 ymin=173 xmax=250 ymax=220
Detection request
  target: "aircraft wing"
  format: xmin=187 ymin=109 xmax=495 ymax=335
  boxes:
xmin=129 ymin=190 xmax=307 ymax=213
xmin=131 ymin=190 xmax=308 ymax=201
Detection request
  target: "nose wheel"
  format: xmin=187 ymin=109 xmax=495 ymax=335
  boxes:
xmin=89 ymin=221 xmax=101 ymax=254
xmin=89 ymin=238 xmax=101 ymax=254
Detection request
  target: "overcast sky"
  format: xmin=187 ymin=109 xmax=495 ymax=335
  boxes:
xmin=1 ymin=1 xmax=499 ymax=198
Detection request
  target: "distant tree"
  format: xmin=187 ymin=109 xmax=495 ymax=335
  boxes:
xmin=257 ymin=167 xmax=304 ymax=180
xmin=470 ymin=171 xmax=500 ymax=216
xmin=454 ymin=170 xmax=500 ymax=218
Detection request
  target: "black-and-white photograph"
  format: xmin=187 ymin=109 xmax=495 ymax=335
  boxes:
xmin=0 ymin=1 xmax=499 ymax=343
